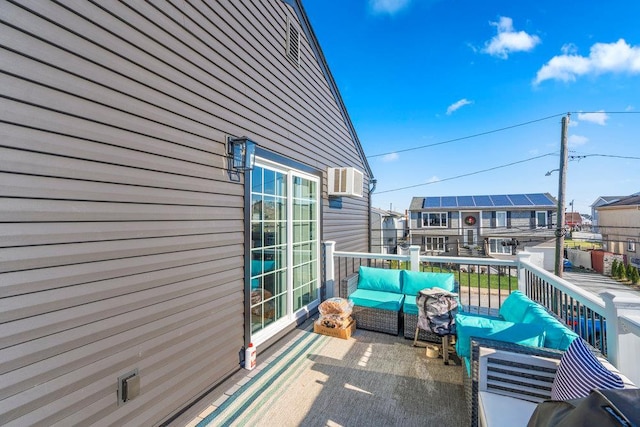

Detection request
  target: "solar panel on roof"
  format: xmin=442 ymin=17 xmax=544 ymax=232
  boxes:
xmin=457 ymin=196 xmax=475 ymax=207
xmin=441 ymin=196 xmax=457 ymax=207
xmin=474 ymin=195 xmax=493 ymax=206
xmin=491 ymin=195 xmax=511 ymax=206
xmin=508 ymin=194 xmax=532 ymax=206
xmin=423 ymin=197 xmax=441 ymax=208
xmin=528 ymin=193 xmax=555 ymax=206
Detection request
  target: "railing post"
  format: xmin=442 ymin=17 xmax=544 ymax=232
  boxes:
xmin=323 ymin=241 xmax=336 ymax=299
xmin=601 ymin=290 xmax=640 ymax=385
xmin=410 ymin=245 xmax=420 ymax=271
xmin=516 ymin=251 xmax=532 ymax=293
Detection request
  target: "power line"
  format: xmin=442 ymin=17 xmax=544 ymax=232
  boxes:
xmin=376 ymin=152 xmax=556 ymax=194
xmin=570 ymin=154 xmax=640 ymax=161
xmin=367 ymin=111 xmax=640 ymax=159
xmin=367 ymin=113 xmax=565 ymax=158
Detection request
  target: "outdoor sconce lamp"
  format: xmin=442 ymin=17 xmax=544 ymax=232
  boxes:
xmin=227 ymin=136 xmax=256 ymax=171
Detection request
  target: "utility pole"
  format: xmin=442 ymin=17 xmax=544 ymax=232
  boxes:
xmin=554 ymin=113 xmax=570 ymax=277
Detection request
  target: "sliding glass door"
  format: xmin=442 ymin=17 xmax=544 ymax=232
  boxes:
xmin=249 ymin=161 xmax=319 ymax=337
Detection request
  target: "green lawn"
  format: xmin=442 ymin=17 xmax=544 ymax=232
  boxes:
xmin=564 ymin=239 xmax=602 ymax=250
xmin=387 ymin=261 xmax=517 ymax=291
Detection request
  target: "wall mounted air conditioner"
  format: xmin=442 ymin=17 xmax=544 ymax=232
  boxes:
xmin=327 ymin=167 xmax=364 ymax=197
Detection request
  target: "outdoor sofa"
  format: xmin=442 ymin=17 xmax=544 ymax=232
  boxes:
xmin=339 ymin=266 xmax=456 ymax=337
xmin=457 ymin=290 xmax=580 ymax=425
xmin=468 ymin=337 xmax=637 ymax=427
xmin=458 ymin=290 xmax=638 ymax=426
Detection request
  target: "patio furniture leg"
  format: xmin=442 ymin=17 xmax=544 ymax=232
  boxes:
xmin=413 ymin=326 xmax=420 ymax=346
xmin=442 ymin=335 xmax=449 ymax=365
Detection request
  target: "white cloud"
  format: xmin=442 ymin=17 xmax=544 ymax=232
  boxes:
xmin=446 ymin=98 xmax=473 ymax=115
xmin=577 ymin=110 xmax=609 ymax=126
xmin=534 ymin=39 xmax=640 ymax=84
xmin=427 ymin=176 xmax=440 ymax=183
xmin=625 ymin=105 xmax=634 ymax=111
xmin=568 ymin=134 xmax=588 ymax=146
xmin=382 ymin=152 xmax=399 ymax=162
xmin=482 ymin=16 xmax=541 ymax=59
xmin=369 ymin=0 xmax=410 ymax=15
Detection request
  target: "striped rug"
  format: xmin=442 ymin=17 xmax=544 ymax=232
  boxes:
xmin=197 ymin=326 xmax=466 ymax=427
xmin=197 ymin=329 xmax=330 ymax=426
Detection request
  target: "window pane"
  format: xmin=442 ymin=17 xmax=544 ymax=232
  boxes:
xmin=264 ymin=168 xmax=276 ymax=194
xmin=275 ymin=171 xmax=287 ymax=197
xmin=264 ymin=196 xmax=276 ymax=220
xmin=251 ymin=223 xmax=263 ymax=248
xmin=252 ymin=167 xmax=263 ymax=194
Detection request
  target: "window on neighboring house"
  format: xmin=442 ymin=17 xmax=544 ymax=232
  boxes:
xmin=629 ymin=239 xmax=637 ymax=252
xmin=536 ymin=211 xmax=547 ymax=228
xmin=489 ymin=238 xmax=513 ymax=254
xmin=496 ymin=211 xmax=507 ymax=228
xmin=422 ymin=212 xmax=447 ymax=228
xmin=424 ymin=236 xmax=447 ymax=252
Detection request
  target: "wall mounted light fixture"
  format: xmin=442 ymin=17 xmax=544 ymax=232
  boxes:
xmin=227 ymin=136 xmax=256 ymax=171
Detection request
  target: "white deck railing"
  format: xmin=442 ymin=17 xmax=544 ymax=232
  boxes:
xmin=324 ymin=242 xmax=640 ymax=386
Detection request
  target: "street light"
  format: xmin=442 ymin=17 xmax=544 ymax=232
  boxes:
xmin=545 ymin=169 xmax=559 ymax=176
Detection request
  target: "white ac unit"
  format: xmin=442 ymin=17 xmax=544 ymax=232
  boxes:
xmin=327 ymin=167 xmax=364 ymax=197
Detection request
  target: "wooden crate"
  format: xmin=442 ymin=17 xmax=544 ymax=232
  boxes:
xmin=314 ymin=318 xmax=356 ymax=340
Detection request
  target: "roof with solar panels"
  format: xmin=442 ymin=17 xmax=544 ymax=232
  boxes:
xmin=409 ymin=193 xmax=557 ymax=211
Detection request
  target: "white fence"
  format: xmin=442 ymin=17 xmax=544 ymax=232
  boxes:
xmin=324 ymin=242 xmax=640 ymax=385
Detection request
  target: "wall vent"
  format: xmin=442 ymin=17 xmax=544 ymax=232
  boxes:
xmin=286 ymin=16 xmax=300 ymax=65
xmin=328 ymin=167 xmax=364 ymax=197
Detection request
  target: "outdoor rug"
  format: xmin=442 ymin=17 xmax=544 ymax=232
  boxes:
xmin=197 ymin=325 xmax=466 ymax=427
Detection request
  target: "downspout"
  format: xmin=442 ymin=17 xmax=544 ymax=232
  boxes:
xmin=368 ymin=179 xmax=377 ymax=252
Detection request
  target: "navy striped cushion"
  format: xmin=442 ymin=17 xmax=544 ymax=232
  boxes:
xmin=551 ymin=338 xmax=624 ymax=400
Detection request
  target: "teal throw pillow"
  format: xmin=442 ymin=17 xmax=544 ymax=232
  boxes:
xmin=499 ymin=290 xmax=536 ymax=323
xmin=523 ymin=305 xmax=578 ymax=350
xmin=401 ymin=270 xmax=455 ymax=296
xmin=358 ymin=266 xmax=402 ymax=293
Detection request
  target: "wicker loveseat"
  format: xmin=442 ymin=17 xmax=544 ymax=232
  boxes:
xmin=458 ymin=290 xmax=630 ymax=426
xmin=339 ymin=266 xmax=456 ymax=337
xmin=467 ymin=337 xmax=637 ymax=427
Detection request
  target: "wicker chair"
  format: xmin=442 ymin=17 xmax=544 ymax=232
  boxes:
xmin=466 ymin=338 xmax=564 ymax=427
xmin=339 ymin=273 xmax=401 ymax=335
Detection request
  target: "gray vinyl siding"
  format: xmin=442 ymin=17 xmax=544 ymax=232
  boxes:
xmin=1 ymin=1 xmax=370 ymax=425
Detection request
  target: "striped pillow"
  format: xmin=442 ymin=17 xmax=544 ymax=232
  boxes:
xmin=551 ymin=338 xmax=624 ymax=400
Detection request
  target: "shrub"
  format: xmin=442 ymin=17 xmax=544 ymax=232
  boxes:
xmin=626 ymin=263 xmax=634 ymax=280
xmin=630 ymin=266 xmax=640 ymax=285
xmin=619 ymin=262 xmax=628 ymax=280
xmin=611 ymin=259 xmax=619 ymax=277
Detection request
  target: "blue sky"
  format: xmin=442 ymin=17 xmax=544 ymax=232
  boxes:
xmin=303 ymin=0 xmax=640 ymax=215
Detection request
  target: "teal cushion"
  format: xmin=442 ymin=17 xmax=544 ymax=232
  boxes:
xmin=464 ymin=356 xmax=471 ymax=377
xmin=349 ymin=288 xmax=404 ymax=311
xmin=523 ymin=305 xmax=579 ymax=350
xmin=358 ymin=266 xmax=402 ymax=294
xmin=499 ymin=290 xmax=536 ymax=323
xmin=401 ymin=270 xmax=455 ymax=296
xmin=251 ymin=260 xmax=275 ymax=275
xmin=455 ymin=313 xmax=546 ymax=358
xmin=403 ymin=295 xmax=418 ymax=315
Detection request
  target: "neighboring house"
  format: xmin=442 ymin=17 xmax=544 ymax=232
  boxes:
xmin=596 ymin=193 xmax=640 ymax=268
xmin=1 ymin=2 xmax=372 ymax=425
xmin=565 ymin=212 xmax=583 ymax=231
xmin=591 ymin=196 xmax=625 ymax=232
xmin=408 ymin=193 xmax=558 ymax=257
xmin=371 ymin=207 xmax=407 ymax=254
